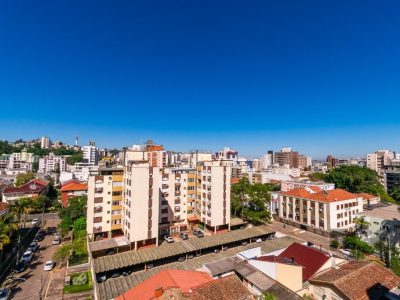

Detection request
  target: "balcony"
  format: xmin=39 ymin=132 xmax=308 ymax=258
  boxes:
xmin=94 ymin=197 xmax=103 ymax=203
xmin=93 ymin=217 xmax=102 ymax=223
xmin=111 ymin=214 xmax=122 ymax=220
xmin=162 ymin=192 xmax=169 ymax=197
xmin=95 ymin=188 xmax=103 ymax=194
xmin=162 ymin=184 xmax=169 ymax=190
xmin=94 ymin=207 xmax=103 ymax=213
xmin=174 ymin=199 xmax=181 ymax=205
xmin=111 ymin=224 xmax=122 ymax=230
xmin=174 ymin=207 xmax=181 ymax=213
xmin=112 ymin=205 xmax=122 ymax=211
xmin=175 ymin=191 xmax=181 ymax=196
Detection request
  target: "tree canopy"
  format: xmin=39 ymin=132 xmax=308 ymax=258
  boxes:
xmin=231 ymin=178 xmax=273 ymax=225
xmin=15 ymin=172 xmax=35 ymax=187
xmin=315 ymin=165 xmax=395 ymax=203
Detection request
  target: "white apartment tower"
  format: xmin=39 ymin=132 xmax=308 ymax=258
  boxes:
xmin=38 ymin=153 xmax=66 ymax=173
xmin=40 ymin=137 xmax=50 ymax=149
xmin=83 ymin=145 xmax=100 ymax=165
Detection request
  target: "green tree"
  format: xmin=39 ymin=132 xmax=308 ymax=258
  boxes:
xmin=53 ymin=243 xmax=72 ymax=267
xmin=10 ymin=198 xmax=31 ymax=228
xmin=15 ymin=172 xmax=35 ymax=187
xmin=231 ymin=178 xmax=251 ymax=220
xmin=72 ymin=217 xmax=86 ymax=232
xmin=321 ymin=165 xmax=395 ymax=203
xmin=66 ymin=153 xmax=83 ymax=165
xmin=263 ymin=292 xmax=277 ymax=300
xmin=389 ymin=187 xmax=400 ymax=202
xmin=353 ymin=216 xmax=370 ymax=235
xmin=330 ymin=239 xmax=339 ymax=249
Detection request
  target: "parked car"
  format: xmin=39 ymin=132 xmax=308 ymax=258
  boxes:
xmin=46 ymin=227 xmax=56 ymax=234
xmin=241 ymin=241 xmax=248 ymax=246
xmin=192 ymin=229 xmax=204 ymax=238
xmin=14 ymin=260 xmax=29 ymax=273
xmin=164 ymin=235 xmax=174 ymax=243
xmin=222 ymin=246 xmax=228 ymax=251
xmin=178 ymin=256 xmax=186 ymax=262
xmin=21 ymin=251 xmax=33 ymax=262
xmin=38 ymin=230 xmax=46 ymax=236
xmin=122 ymin=270 xmax=132 ymax=276
xmin=52 ymin=237 xmax=61 ymax=245
xmin=96 ymin=274 xmax=106 ymax=283
xmin=31 ymin=218 xmax=39 ymax=226
xmin=187 ymin=253 xmax=194 ymax=259
xmin=0 ymin=288 xmax=10 ymax=300
xmin=110 ymin=271 xmax=120 ymax=278
xmin=28 ymin=243 xmax=40 ymax=253
xmin=179 ymin=232 xmax=189 ymax=240
xmin=43 ymin=261 xmax=55 ymax=271
xmin=213 ymin=249 xmax=220 ymax=253
xmin=34 ymin=234 xmax=44 ymax=242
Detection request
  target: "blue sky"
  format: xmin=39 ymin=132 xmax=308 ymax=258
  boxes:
xmin=0 ymin=1 xmax=399 ymax=158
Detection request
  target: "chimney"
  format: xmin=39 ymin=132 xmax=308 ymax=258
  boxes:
xmin=291 ymin=256 xmax=295 ymax=264
xmin=154 ymin=286 xmax=163 ymax=298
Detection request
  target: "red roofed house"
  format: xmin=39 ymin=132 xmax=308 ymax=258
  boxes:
xmin=249 ymin=243 xmax=345 ymax=292
xmin=2 ymin=179 xmax=49 ymax=203
xmin=60 ymin=180 xmax=88 ymax=207
xmin=279 ymin=188 xmax=364 ymax=231
xmin=115 ymin=269 xmax=254 ymax=300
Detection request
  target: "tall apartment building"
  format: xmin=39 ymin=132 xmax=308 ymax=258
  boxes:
xmin=298 ymin=155 xmax=312 ymax=170
xmin=367 ymin=150 xmax=395 ymax=172
xmin=275 ymin=147 xmax=299 ymax=168
xmin=87 ymin=160 xmax=231 ymax=248
xmin=38 ymin=153 xmax=66 ymax=173
xmin=124 ymin=161 xmax=161 ymax=249
xmin=260 ymin=151 xmax=274 ymax=170
xmin=83 ymin=144 xmax=100 ymax=165
xmin=279 ymin=188 xmax=363 ymax=231
xmin=197 ymin=161 xmax=231 ymax=233
xmin=87 ymin=168 xmax=124 ymax=241
xmin=40 ymin=136 xmax=50 ymax=149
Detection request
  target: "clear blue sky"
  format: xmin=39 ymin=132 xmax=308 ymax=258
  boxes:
xmin=1 ymin=1 xmax=399 ymax=158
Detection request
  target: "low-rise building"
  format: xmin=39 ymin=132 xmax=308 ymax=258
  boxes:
xmin=2 ymin=179 xmax=49 ymax=202
xmin=281 ymin=181 xmax=335 ymax=192
xmin=279 ymin=188 xmax=363 ymax=231
xmin=60 ymin=180 xmax=88 ymax=208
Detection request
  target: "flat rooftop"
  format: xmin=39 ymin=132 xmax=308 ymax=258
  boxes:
xmin=97 ymin=235 xmax=298 ymax=300
xmin=93 ymin=225 xmax=274 ymax=273
xmin=360 ymin=204 xmax=400 ymax=220
xmin=89 ymin=236 xmax=129 ymax=252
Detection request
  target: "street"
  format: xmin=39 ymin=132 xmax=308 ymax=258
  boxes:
xmin=5 ymin=218 xmax=61 ymax=300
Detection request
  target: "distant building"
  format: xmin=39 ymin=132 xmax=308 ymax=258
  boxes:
xmin=38 ymin=153 xmax=66 ymax=173
xmin=40 ymin=136 xmax=50 ymax=149
xmin=83 ymin=144 xmax=100 ymax=165
xmin=215 ymin=147 xmax=238 ymax=164
xmin=275 ymin=147 xmax=299 ymax=168
xmin=281 ymin=180 xmax=335 ymax=192
xmin=367 ymin=150 xmax=395 ymax=172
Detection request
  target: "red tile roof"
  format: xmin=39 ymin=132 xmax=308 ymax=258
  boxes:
xmin=3 ymin=179 xmax=48 ymax=195
xmin=310 ymin=261 xmax=400 ymax=300
xmin=282 ymin=188 xmax=358 ymax=203
xmin=356 ymin=192 xmax=379 ymax=200
xmin=0 ymin=202 xmax=9 ymax=212
xmin=115 ymin=270 xmax=213 ymax=300
xmin=278 ymin=243 xmax=330 ymax=281
xmin=256 ymin=255 xmax=300 ymax=266
xmin=60 ymin=181 xmax=88 ymax=192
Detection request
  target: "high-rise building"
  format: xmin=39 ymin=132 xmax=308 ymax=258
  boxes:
xmin=40 ymin=136 xmax=50 ymax=149
xmin=215 ymin=147 xmax=238 ymax=164
xmin=275 ymin=147 xmax=299 ymax=168
xmin=260 ymin=151 xmax=274 ymax=170
xmin=83 ymin=144 xmax=100 ymax=165
xmin=38 ymin=153 xmax=66 ymax=173
xmin=367 ymin=150 xmax=395 ymax=172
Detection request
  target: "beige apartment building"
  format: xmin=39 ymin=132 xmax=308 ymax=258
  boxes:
xmin=197 ymin=161 xmax=231 ymax=233
xmin=87 ymin=160 xmax=231 ymax=248
xmin=87 ymin=168 xmax=124 ymax=241
xmin=279 ymin=187 xmax=363 ymax=231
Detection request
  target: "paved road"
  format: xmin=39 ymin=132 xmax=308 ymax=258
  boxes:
xmin=5 ymin=218 xmax=61 ymax=300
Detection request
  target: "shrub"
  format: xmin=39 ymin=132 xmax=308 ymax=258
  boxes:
xmin=330 ymin=239 xmax=339 ymax=249
xmin=72 ymin=272 xmax=88 ymax=286
xmin=343 ymin=236 xmax=374 ymax=254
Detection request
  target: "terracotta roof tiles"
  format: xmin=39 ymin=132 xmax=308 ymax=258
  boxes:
xmin=282 ymin=188 xmax=359 ymax=203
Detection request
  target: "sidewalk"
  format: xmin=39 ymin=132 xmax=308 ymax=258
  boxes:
xmin=44 ymin=267 xmax=66 ymax=300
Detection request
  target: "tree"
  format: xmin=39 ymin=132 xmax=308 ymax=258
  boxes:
xmin=72 ymin=217 xmax=86 ymax=232
xmin=231 ymin=178 xmax=251 ymax=220
xmin=321 ymin=165 xmax=395 ymax=203
xmin=10 ymin=198 xmax=31 ymax=228
xmin=353 ymin=216 xmax=370 ymax=235
xmin=330 ymin=239 xmax=339 ymax=249
xmin=66 ymin=153 xmax=83 ymax=165
xmin=263 ymin=293 xmax=277 ymax=300
xmin=15 ymin=172 xmax=35 ymax=187
xmin=53 ymin=243 xmax=72 ymax=267
xmin=389 ymin=187 xmax=400 ymax=202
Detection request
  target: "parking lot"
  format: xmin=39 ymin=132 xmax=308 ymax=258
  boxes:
xmin=2 ymin=218 xmax=61 ymax=300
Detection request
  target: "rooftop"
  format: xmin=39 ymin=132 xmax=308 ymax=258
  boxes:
xmin=3 ymin=179 xmax=48 ymax=195
xmin=97 ymin=236 xmax=298 ymax=299
xmin=282 ymin=188 xmax=359 ymax=203
xmin=278 ymin=242 xmax=331 ymax=281
xmin=360 ymin=204 xmax=400 ymax=221
xmin=310 ymin=261 xmax=400 ymax=300
xmin=60 ymin=180 xmax=88 ymax=192
xmin=94 ymin=225 xmax=275 ymax=273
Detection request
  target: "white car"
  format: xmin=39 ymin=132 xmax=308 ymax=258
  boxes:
xmin=21 ymin=250 xmax=33 ymax=262
xmin=31 ymin=218 xmax=39 ymax=226
xmin=43 ymin=261 xmax=54 ymax=271
xmin=164 ymin=235 xmax=174 ymax=243
xmin=52 ymin=237 xmax=61 ymax=245
xmin=0 ymin=288 xmax=10 ymax=300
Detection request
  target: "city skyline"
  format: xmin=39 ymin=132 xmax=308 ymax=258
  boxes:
xmin=1 ymin=1 xmax=400 ymax=158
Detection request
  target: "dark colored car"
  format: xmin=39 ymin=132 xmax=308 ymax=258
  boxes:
xmin=96 ymin=274 xmax=106 ymax=283
xmin=110 ymin=271 xmax=120 ymax=278
xmin=179 ymin=232 xmax=189 ymax=240
xmin=14 ymin=260 xmax=29 ymax=273
xmin=34 ymin=234 xmax=44 ymax=242
xmin=122 ymin=270 xmax=132 ymax=276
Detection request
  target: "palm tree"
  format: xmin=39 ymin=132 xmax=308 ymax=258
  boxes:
xmin=0 ymin=221 xmax=17 ymax=263
xmin=353 ymin=216 xmax=370 ymax=235
xmin=10 ymin=198 xmax=31 ymax=229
